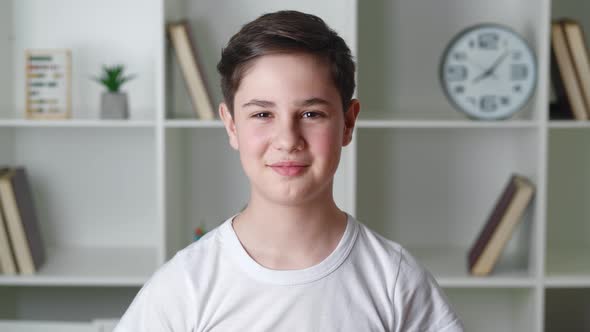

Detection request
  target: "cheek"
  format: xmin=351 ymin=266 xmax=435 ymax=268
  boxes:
xmin=237 ymin=126 xmax=269 ymax=158
xmin=308 ymin=124 xmax=343 ymax=160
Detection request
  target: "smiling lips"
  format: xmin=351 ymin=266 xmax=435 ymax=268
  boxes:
xmin=268 ymin=161 xmax=309 ymax=176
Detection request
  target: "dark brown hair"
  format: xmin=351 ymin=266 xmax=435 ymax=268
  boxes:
xmin=217 ymin=10 xmax=356 ymax=115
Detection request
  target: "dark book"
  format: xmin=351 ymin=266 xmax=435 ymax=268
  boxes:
xmin=468 ymin=175 xmax=517 ymax=271
xmin=468 ymin=174 xmax=535 ymax=276
xmin=0 ymin=168 xmax=45 ymax=274
xmin=550 ymin=39 xmax=574 ymax=119
xmin=562 ymin=19 xmax=590 ymax=117
xmin=167 ymin=20 xmax=215 ymax=120
xmin=551 ymin=20 xmax=588 ymax=120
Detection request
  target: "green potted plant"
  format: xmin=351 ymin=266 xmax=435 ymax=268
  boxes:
xmin=93 ymin=64 xmax=136 ymax=119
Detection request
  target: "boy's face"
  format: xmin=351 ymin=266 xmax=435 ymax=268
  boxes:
xmin=220 ymin=52 xmax=359 ymax=206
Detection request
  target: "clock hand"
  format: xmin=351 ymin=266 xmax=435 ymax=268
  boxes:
xmin=472 ymin=67 xmax=493 ymax=84
xmin=468 ymin=59 xmax=498 ymax=79
xmin=487 ymin=51 xmax=510 ymax=76
xmin=472 ymin=51 xmax=509 ymax=84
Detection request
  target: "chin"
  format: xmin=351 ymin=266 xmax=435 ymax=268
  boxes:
xmin=262 ymin=181 xmax=331 ymax=207
xmin=270 ymin=189 xmax=314 ymax=206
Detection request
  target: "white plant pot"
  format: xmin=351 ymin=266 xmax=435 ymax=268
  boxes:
xmin=100 ymin=92 xmax=129 ymax=119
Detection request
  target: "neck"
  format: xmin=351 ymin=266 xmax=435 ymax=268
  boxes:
xmin=232 ymin=189 xmax=347 ymax=270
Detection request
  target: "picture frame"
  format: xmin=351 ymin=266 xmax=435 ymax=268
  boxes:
xmin=25 ymin=49 xmax=72 ymax=119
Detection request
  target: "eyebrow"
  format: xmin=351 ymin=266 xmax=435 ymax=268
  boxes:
xmin=296 ymin=97 xmax=333 ymax=108
xmin=242 ymin=99 xmax=276 ymax=108
xmin=241 ymin=98 xmax=333 ymax=109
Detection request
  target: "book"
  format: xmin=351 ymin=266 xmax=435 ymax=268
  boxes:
xmin=0 ymin=168 xmax=18 ymax=274
xmin=167 ymin=20 xmax=215 ymax=120
xmin=551 ymin=21 xmax=588 ymax=120
xmin=562 ymin=19 xmax=590 ymax=117
xmin=0 ymin=168 xmax=45 ymax=274
xmin=468 ymin=174 xmax=535 ymax=276
xmin=550 ymin=39 xmax=574 ymax=119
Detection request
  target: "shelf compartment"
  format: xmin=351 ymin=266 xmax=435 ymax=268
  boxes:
xmin=357 ymin=128 xmax=541 ymax=277
xmin=545 ymin=288 xmax=590 ymax=331
xmin=546 ymin=128 xmax=590 ymax=278
xmin=0 ymin=128 xmax=159 ymax=270
xmin=408 ymin=247 xmax=534 ymax=286
xmin=1 ymin=0 xmax=160 ymax=120
xmin=0 ymin=247 xmax=156 ymax=287
xmin=445 ymin=287 xmax=537 ymax=331
xmin=358 ymin=0 xmax=547 ymax=122
xmin=0 ymin=286 xmax=137 ymax=320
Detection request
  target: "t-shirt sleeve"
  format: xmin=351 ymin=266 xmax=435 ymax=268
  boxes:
xmin=114 ymin=255 xmax=196 ymax=332
xmin=391 ymin=248 xmax=465 ymax=332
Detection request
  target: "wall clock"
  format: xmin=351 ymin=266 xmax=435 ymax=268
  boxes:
xmin=440 ymin=24 xmax=537 ymax=120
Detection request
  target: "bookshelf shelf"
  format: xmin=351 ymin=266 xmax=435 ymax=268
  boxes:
xmin=409 ymin=247 xmax=534 ymax=283
xmin=164 ymin=119 xmax=224 ymax=128
xmin=440 ymin=277 xmax=537 ymax=288
xmin=356 ymin=119 xmax=540 ymax=129
xmin=0 ymin=119 xmax=157 ymax=128
xmin=358 ymin=109 xmax=540 ymax=123
xmin=0 ymin=0 xmax=588 ymax=330
xmin=0 ymin=247 xmax=154 ymax=287
xmin=545 ymin=277 xmax=590 ymax=288
xmin=548 ymin=121 xmax=590 ymax=128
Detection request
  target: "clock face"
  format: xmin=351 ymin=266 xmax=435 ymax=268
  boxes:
xmin=440 ymin=24 xmax=537 ymax=120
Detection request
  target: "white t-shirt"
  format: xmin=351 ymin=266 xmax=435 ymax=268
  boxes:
xmin=115 ymin=214 xmax=464 ymax=331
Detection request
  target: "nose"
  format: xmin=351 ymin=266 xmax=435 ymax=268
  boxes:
xmin=273 ymin=118 xmax=305 ymax=152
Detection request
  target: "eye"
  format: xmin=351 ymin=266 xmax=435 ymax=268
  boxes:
xmin=251 ymin=111 xmax=272 ymax=119
xmin=302 ymin=111 xmax=324 ymax=118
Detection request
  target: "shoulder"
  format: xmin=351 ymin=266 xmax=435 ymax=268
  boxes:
xmin=149 ymin=224 xmax=222 ymax=282
xmin=130 ymin=230 xmax=225 ymax=308
xmin=390 ymin=247 xmax=464 ymax=331
xmin=352 ymin=219 xmax=464 ymax=332
xmin=352 ymin=219 xmax=433 ymax=284
xmin=353 ymin=219 xmax=406 ymax=271
xmin=114 ymin=251 xmax=198 ymax=331
xmin=115 ymin=223 xmax=226 ymax=332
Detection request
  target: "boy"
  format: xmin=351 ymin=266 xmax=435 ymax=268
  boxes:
xmin=115 ymin=10 xmax=464 ymax=331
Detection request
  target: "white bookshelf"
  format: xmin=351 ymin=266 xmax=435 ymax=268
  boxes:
xmin=0 ymin=0 xmax=589 ymax=330
xmin=0 ymin=119 xmax=156 ymax=128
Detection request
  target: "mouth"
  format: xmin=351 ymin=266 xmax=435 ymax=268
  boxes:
xmin=268 ymin=161 xmax=310 ymax=176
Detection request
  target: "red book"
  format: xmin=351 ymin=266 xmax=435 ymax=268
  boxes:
xmin=468 ymin=174 xmax=535 ymax=276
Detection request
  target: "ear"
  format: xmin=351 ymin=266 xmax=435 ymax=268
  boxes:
xmin=342 ymin=99 xmax=360 ymax=147
xmin=219 ymin=102 xmax=239 ymax=150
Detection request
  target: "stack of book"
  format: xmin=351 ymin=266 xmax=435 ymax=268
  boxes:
xmin=550 ymin=19 xmax=590 ymax=120
xmin=467 ymin=174 xmax=535 ymax=276
xmin=167 ymin=20 xmax=216 ymax=120
xmin=0 ymin=167 xmax=45 ymax=275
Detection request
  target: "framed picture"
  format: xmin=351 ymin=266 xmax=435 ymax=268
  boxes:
xmin=25 ymin=49 xmax=71 ymax=119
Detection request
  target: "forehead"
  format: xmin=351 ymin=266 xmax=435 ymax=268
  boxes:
xmin=234 ymin=52 xmax=340 ymax=106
